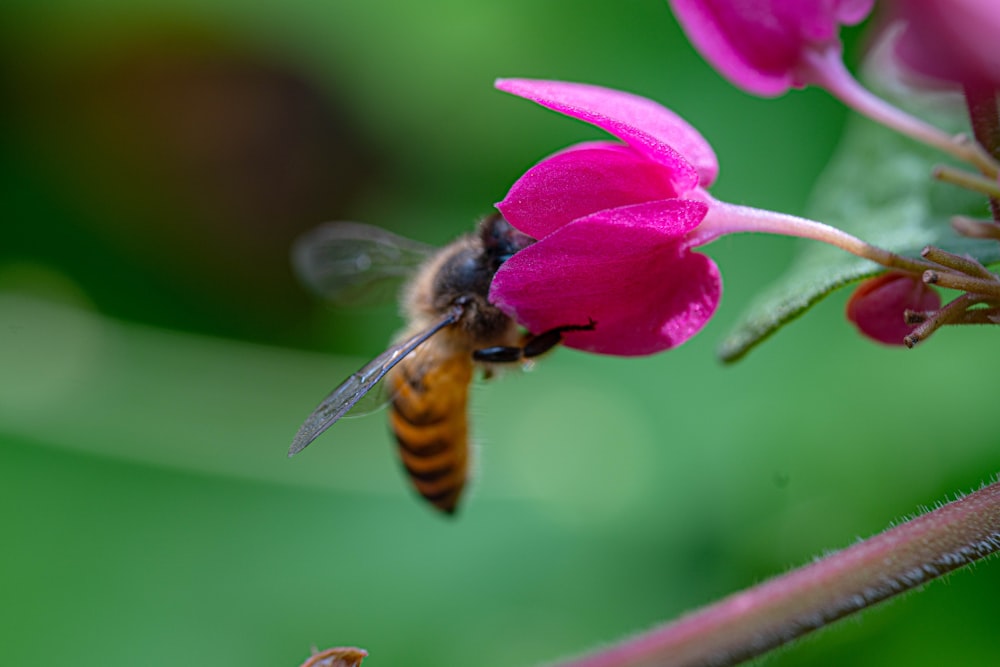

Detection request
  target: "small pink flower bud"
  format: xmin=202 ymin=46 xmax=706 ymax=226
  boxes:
xmin=846 ymin=272 xmax=941 ymax=346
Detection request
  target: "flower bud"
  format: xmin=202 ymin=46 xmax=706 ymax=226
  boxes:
xmin=846 ymin=272 xmax=941 ymax=346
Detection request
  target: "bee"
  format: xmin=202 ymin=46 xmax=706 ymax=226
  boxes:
xmin=288 ymin=213 xmax=593 ymax=515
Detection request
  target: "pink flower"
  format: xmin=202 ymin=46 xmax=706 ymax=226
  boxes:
xmin=667 ymin=0 xmax=874 ymax=97
xmin=490 ymin=79 xmax=913 ymax=356
xmin=490 ymin=79 xmax=721 ymax=356
xmin=846 ymin=272 xmax=941 ymax=346
xmin=889 ymin=0 xmax=1000 ymax=90
xmin=665 ymin=1 xmax=996 ymax=177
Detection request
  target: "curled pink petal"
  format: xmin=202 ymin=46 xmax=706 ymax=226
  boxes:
xmin=490 ymin=199 xmax=718 ymax=356
xmin=668 ymin=0 xmax=874 ymax=96
xmin=498 ymin=142 xmax=687 ymax=239
xmin=846 ymin=272 xmax=941 ymax=346
xmin=496 ymin=78 xmax=717 ymax=188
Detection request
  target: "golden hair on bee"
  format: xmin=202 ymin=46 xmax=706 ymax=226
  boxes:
xmin=289 ymin=214 xmax=593 ymax=515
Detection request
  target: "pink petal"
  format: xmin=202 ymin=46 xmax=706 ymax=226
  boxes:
xmin=834 ymin=0 xmax=876 ymax=25
xmin=892 ymin=0 xmax=1000 ymax=89
xmin=490 ymin=199 xmax=719 ymax=356
xmin=495 ymin=78 xmax=717 ymax=189
xmin=668 ymin=0 xmax=874 ymax=96
xmin=846 ymin=272 xmax=940 ymax=346
xmin=498 ymin=142 xmax=686 ymax=240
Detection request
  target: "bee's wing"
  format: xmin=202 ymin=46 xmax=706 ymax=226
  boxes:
xmin=292 ymin=222 xmax=435 ymax=306
xmin=288 ymin=305 xmax=464 ymax=457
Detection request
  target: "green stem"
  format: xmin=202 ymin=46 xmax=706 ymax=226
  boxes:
xmin=550 ymin=480 xmax=1000 ymax=667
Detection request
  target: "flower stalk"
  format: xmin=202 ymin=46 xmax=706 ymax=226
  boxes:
xmin=904 ymin=293 xmax=986 ymax=347
xmin=920 ymin=245 xmax=995 ymax=279
xmin=800 ymin=48 xmax=1000 ymax=179
xmin=876 ymin=245 xmax=1000 ymax=346
xmin=946 ymin=307 xmax=1000 ymax=325
xmin=952 ymin=215 xmax=1000 ymax=241
xmin=932 ymin=165 xmax=1000 ymax=200
xmin=550 ymin=480 xmax=1000 ymax=667
xmin=691 ymin=199 xmax=933 ymax=274
xmin=923 ymin=270 xmax=1000 ymax=298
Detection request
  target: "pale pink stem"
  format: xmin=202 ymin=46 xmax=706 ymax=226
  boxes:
xmin=689 ymin=198 xmax=932 ymax=274
xmin=799 ymin=47 xmax=999 ymax=178
xmin=550 ymin=480 xmax=1000 ymax=667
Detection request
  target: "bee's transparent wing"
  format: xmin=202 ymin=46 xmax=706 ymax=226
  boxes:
xmin=341 ymin=376 xmax=394 ymax=420
xmin=292 ymin=222 xmax=434 ymax=306
xmin=288 ymin=305 xmax=464 ymax=457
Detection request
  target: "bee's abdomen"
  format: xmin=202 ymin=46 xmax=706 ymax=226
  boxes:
xmin=388 ymin=354 xmax=473 ymax=515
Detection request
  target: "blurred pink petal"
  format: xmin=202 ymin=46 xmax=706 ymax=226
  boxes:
xmin=490 ymin=199 xmax=719 ymax=356
xmin=846 ymin=272 xmax=941 ymax=346
xmin=890 ymin=0 xmax=1000 ymax=89
xmin=668 ymin=0 xmax=874 ymax=96
xmin=498 ymin=142 xmax=686 ymax=239
xmin=496 ymin=78 xmax=717 ymax=188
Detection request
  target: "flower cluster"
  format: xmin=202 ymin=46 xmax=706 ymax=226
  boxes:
xmin=489 ymin=1 xmax=1000 ymax=354
xmin=667 ymin=0 xmax=998 ymax=174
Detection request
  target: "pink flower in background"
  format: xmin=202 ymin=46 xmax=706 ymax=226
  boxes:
xmin=890 ymin=0 xmax=1000 ymax=90
xmin=667 ymin=0 xmax=874 ymax=97
xmin=665 ymin=0 xmax=997 ymax=180
xmin=490 ymin=78 xmax=720 ymax=356
xmin=846 ymin=272 xmax=941 ymax=346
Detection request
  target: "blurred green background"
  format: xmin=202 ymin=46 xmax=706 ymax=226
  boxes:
xmin=1 ymin=1 xmax=998 ymax=666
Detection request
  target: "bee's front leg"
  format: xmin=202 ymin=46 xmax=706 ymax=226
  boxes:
xmin=472 ymin=320 xmax=596 ymax=363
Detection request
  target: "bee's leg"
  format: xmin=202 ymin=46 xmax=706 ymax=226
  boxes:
xmin=472 ymin=320 xmax=595 ymax=363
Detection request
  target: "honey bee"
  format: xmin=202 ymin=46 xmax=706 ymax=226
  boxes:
xmin=288 ymin=213 xmax=593 ymax=515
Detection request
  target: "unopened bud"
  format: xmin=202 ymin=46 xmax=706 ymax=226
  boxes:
xmin=846 ymin=272 xmax=941 ymax=346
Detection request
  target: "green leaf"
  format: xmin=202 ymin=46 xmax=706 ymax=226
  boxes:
xmin=718 ymin=69 xmax=1000 ymax=364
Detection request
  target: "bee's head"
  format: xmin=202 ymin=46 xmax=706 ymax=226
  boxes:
xmin=478 ymin=213 xmax=535 ymax=269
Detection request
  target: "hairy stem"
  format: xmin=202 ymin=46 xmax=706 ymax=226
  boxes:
xmin=904 ymin=293 xmax=984 ymax=347
xmin=952 ymin=215 xmax=1000 ymax=241
xmin=921 ymin=245 xmax=996 ymax=279
xmin=923 ymin=270 xmax=1000 ymax=298
xmin=933 ymin=165 xmax=1000 ymax=199
xmin=801 ymin=48 xmax=1000 ymax=179
xmin=691 ymin=199 xmax=933 ymax=274
xmin=550 ymin=480 xmax=1000 ymax=667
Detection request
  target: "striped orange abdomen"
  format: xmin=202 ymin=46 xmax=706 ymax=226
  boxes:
xmin=387 ymin=352 xmax=473 ymax=515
